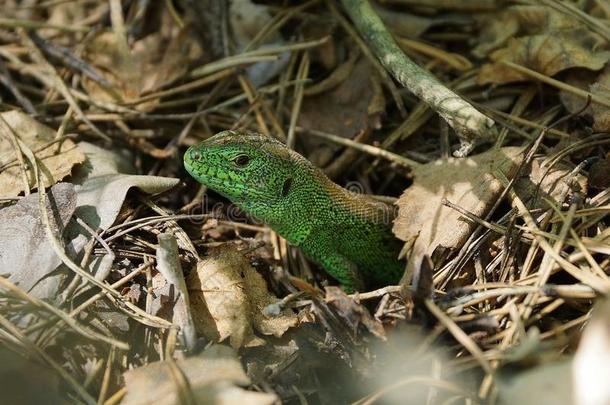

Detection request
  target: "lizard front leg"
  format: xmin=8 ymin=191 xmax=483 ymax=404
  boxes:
xmin=320 ymin=253 xmax=365 ymax=293
xmin=299 ymin=230 xmax=366 ymax=292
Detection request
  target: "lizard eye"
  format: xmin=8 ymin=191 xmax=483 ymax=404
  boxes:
xmin=233 ymin=154 xmax=250 ymax=167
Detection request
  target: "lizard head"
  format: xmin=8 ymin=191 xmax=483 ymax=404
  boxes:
xmin=184 ymin=130 xmax=305 ymax=209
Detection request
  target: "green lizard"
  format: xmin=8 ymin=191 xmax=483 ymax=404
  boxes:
xmin=183 ymin=130 xmax=404 ymax=292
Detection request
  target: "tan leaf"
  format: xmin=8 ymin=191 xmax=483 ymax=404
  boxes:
xmin=71 ymin=142 xmax=180 ymax=230
xmin=0 ymin=139 xmax=179 ymax=301
xmin=478 ymin=32 xmax=610 ymax=85
xmin=393 ymin=147 xmax=523 ymax=278
xmin=122 ymin=345 xmax=277 ymax=405
xmin=0 ymin=183 xmax=76 ymax=299
xmin=514 ymin=157 xmax=587 ymax=211
xmin=187 ymin=246 xmax=298 ymax=349
xmin=561 ymin=66 xmax=610 ymax=132
xmin=473 ymin=5 xmax=586 ymax=58
xmin=475 ymin=5 xmax=609 ymax=84
xmin=82 ymin=14 xmax=202 ymax=109
xmin=0 ymin=110 xmax=85 ymax=197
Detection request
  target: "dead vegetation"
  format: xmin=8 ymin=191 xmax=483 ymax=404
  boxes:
xmin=0 ymin=1 xmax=609 ymax=404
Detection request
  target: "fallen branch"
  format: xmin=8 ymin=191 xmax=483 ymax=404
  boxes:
xmin=340 ymin=0 xmax=496 ymax=156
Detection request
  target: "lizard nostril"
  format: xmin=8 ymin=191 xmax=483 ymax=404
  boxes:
xmin=190 ymin=150 xmax=202 ymax=161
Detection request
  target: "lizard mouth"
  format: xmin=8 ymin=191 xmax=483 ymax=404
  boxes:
xmin=184 ymin=150 xmax=267 ymax=200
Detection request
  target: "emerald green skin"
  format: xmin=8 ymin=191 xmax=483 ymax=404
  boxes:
xmin=184 ymin=130 xmax=403 ymax=291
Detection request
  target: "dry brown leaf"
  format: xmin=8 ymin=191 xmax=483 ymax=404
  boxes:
xmin=478 ymin=32 xmax=610 ymax=85
xmin=560 ymin=66 xmax=610 ymax=132
xmin=122 ymin=345 xmax=277 ymax=405
xmin=474 ymin=5 xmax=586 ymax=58
xmin=0 ymin=183 xmax=76 ymax=299
xmin=514 ymin=157 xmax=587 ymax=211
xmin=82 ymin=14 xmax=202 ymax=109
xmin=560 ymin=69 xmax=599 ymax=113
xmin=187 ymin=246 xmax=298 ymax=349
xmin=243 ymin=337 xmax=300 ymax=384
xmin=393 ymin=147 xmax=523 ymax=278
xmin=475 ymin=5 xmax=610 ymax=85
xmin=0 ymin=110 xmax=85 ymax=197
xmin=70 ymin=142 xmax=180 ymax=230
xmin=590 ymin=67 xmax=610 ymax=112
xmin=0 ymin=138 xmax=179 ymax=302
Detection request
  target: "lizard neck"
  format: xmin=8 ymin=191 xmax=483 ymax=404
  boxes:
xmin=237 ymin=162 xmax=395 ymax=245
xmin=240 ymin=162 xmax=331 ymax=245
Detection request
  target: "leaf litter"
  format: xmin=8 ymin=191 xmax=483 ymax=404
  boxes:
xmin=0 ymin=110 xmax=85 ymax=197
xmin=0 ymin=1 xmax=609 ymax=404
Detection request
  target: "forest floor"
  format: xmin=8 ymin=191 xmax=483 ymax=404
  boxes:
xmin=1 ymin=1 xmax=609 ymax=404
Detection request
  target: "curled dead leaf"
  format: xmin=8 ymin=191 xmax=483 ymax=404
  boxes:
xmin=561 ymin=66 xmax=610 ymax=132
xmin=0 ymin=141 xmax=178 ymax=301
xmin=475 ymin=5 xmax=610 ymax=85
xmin=514 ymin=157 xmax=587 ymax=211
xmin=393 ymin=147 xmax=523 ymax=281
xmin=122 ymin=345 xmax=277 ymax=405
xmin=0 ymin=183 xmax=76 ymax=299
xmin=478 ymin=32 xmax=610 ymax=85
xmin=474 ymin=5 xmax=590 ymax=58
xmin=82 ymin=15 xmax=203 ymax=109
xmin=187 ymin=246 xmax=298 ymax=349
xmin=0 ymin=110 xmax=84 ymax=197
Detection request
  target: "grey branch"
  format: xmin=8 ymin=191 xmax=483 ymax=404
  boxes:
xmin=340 ymin=0 xmax=497 ymax=156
